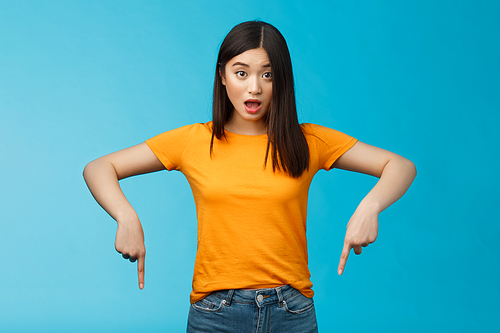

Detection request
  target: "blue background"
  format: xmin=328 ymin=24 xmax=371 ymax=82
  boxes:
xmin=1 ymin=0 xmax=499 ymax=332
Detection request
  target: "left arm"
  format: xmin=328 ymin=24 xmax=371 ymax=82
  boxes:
xmin=333 ymin=141 xmax=417 ymax=275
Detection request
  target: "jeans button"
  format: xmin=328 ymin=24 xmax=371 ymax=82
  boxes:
xmin=257 ymin=295 xmax=264 ymax=302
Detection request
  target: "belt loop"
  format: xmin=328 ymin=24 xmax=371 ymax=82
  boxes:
xmin=225 ymin=289 xmax=235 ymax=306
xmin=276 ymin=286 xmax=284 ymax=304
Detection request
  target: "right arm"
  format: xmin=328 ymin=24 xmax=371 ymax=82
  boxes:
xmin=83 ymin=142 xmax=165 ymax=289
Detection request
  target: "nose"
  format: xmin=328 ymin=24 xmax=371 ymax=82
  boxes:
xmin=248 ymin=76 xmax=262 ymax=95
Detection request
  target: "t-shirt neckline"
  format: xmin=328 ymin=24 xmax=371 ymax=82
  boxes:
xmin=223 ymin=128 xmax=268 ymax=138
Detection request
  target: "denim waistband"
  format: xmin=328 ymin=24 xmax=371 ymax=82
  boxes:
xmin=212 ymin=285 xmax=301 ymax=307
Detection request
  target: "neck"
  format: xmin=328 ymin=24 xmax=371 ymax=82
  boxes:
xmin=224 ymin=114 xmax=267 ymax=135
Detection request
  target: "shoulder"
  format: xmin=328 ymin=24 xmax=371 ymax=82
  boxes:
xmin=300 ymin=122 xmax=357 ymax=152
xmin=300 ymin=123 xmax=351 ymax=139
xmin=301 ymin=123 xmax=358 ymax=170
xmin=301 ymin=123 xmax=327 ymax=134
xmin=145 ymin=122 xmax=212 ymax=169
xmin=171 ymin=121 xmax=212 ymax=134
xmin=150 ymin=121 xmax=212 ymax=138
xmin=146 ymin=121 xmax=212 ymax=149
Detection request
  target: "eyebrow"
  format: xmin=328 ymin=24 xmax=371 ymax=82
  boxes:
xmin=232 ymin=62 xmax=271 ymax=68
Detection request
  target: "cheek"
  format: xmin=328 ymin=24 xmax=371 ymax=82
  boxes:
xmin=224 ymin=82 xmax=242 ymax=109
xmin=225 ymin=79 xmax=241 ymax=97
xmin=265 ymin=86 xmax=273 ymax=102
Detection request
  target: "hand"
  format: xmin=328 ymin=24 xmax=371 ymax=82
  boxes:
xmin=338 ymin=207 xmax=379 ymax=275
xmin=115 ymin=220 xmax=146 ymax=289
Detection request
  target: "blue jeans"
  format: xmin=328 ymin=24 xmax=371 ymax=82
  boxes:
xmin=187 ymin=285 xmax=318 ymax=333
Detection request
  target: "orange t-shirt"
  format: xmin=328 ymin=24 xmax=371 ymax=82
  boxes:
xmin=145 ymin=122 xmax=357 ymax=303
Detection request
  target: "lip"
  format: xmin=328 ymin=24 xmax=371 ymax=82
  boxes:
xmin=244 ymin=99 xmax=262 ymax=114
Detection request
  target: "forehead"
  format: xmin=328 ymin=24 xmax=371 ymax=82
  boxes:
xmin=227 ymin=48 xmax=270 ymax=67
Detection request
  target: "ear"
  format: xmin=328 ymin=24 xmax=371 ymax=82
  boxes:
xmin=219 ymin=69 xmax=226 ymax=86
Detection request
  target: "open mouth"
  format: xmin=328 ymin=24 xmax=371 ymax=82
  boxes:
xmin=244 ymin=100 xmax=262 ymax=113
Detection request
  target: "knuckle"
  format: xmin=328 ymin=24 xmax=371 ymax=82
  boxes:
xmin=350 ymin=238 xmax=361 ymax=245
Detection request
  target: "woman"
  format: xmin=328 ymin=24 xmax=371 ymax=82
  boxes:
xmin=83 ymin=21 xmax=416 ymax=332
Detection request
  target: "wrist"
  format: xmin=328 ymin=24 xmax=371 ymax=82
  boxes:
xmin=357 ymin=199 xmax=383 ymax=215
xmin=115 ymin=209 xmax=140 ymax=226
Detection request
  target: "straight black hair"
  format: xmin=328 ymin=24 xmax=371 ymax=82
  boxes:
xmin=211 ymin=21 xmax=309 ymax=178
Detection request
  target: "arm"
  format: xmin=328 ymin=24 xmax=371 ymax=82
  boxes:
xmin=83 ymin=142 xmax=165 ymax=289
xmin=332 ymin=141 xmax=417 ymax=275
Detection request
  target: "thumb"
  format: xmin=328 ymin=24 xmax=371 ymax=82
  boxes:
xmin=137 ymin=253 xmax=145 ymax=290
xmin=338 ymin=243 xmax=351 ymax=275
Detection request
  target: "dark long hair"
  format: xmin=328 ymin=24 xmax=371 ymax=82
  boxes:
xmin=211 ymin=21 xmax=309 ymax=178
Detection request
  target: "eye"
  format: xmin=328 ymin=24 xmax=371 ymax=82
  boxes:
xmin=263 ymin=72 xmax=272 ymax=79
xmin=236 ymin=71 xmax=247 ymax=77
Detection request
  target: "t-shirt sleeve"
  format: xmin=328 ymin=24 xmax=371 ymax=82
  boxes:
xmin=304 ymin=123 xmax=358 ymax=171
xmin=145 ymin=124 xmax=198 ymax=171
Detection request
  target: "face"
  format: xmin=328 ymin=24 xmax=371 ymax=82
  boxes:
xmin=221 ymin=48 xmax=273 ymax=131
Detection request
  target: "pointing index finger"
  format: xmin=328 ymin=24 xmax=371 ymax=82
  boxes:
xmin=338 ymin=243 xmax=351 ymax=275
xmin=137 ymin=253 xmax=145 ymax=290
